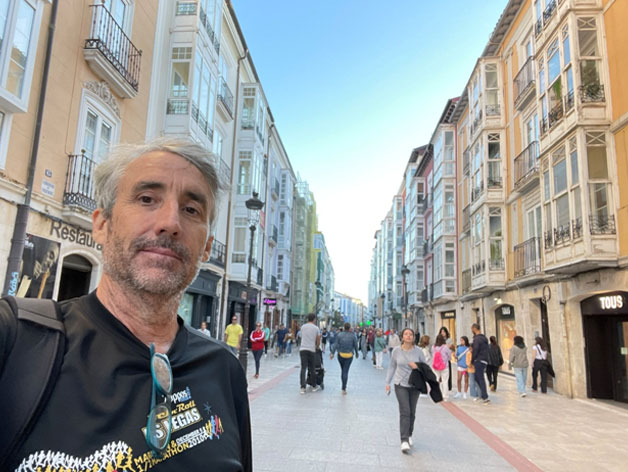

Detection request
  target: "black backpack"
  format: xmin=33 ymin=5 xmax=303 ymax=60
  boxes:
xmin=0 ymin=296 xmax=65 ymax=467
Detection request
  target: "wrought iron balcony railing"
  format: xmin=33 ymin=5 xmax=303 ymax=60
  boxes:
xmin=472 ymin=260 xmax=486 ymax=276
xmin=579 ymin=84 xmax=605 ymax=103
xmin=514 ymin=141 xmax=539 ymax=188
xmin=544 ymin=230 xmax=553 ymax=249
xmin=553 ymin=223 xmax=571 ymax=245
xmin=471 ymin=181 xmax=484 ymax=202
xmin=487 ymin=176 xmax=502 ymax=188
xmin=166 ymin=98 xmax=189 ymax=115
xmin=548 ymin=101 xmax=564 ymax=129
xmin=486 ymin=104 xmax=500 ymax=116
xmin=63 ymin=153 xmax=97 ymax=212
xmin=564 ymin=90 xmax=575 ymax=112
xmin=572 ymin=217 xmax=583 ymax=239
xmin=514 ymin=237 xmax=541 ymax=278
xmin=514 ymin=56 xmax=535 ymax=105
xmin=209 ymin=239 xmax=226 ymax=267
xmin=176 ymin=1 xmax=197 ymax=15
xmin=218 ymin=77 xmax=234 ymax=117
xmin=543 ymin=0 xmax=557 ymax=24
xmin=85 ymin=4 xmax=141 ymax=93
xmin=589 ymin=214 xmax=616 ymax=235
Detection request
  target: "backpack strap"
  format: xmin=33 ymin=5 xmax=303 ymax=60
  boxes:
xmin=0 ymin=296 xmax=65 ymax=467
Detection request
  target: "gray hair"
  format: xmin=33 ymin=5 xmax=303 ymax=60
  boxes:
xmin=94 ymin=137 xmax=226 ymax=227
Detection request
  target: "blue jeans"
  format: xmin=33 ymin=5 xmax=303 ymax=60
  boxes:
xmin=473 ymin=361 xmax=489 ymax=400
xmin=337 ymin=355 xmax=353 ymax=390
xmin=468 ymin=372 xmax=478 ymax=397
xmin=514 ymin=367 xmax=527 ymax=394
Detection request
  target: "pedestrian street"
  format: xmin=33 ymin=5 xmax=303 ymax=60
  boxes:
xmin=245 ymin=349 xmax=628 ymax=472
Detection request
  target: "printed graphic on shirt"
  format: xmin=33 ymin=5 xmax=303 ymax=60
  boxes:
xmin=16 ymin=387 xmax=225 ymax=472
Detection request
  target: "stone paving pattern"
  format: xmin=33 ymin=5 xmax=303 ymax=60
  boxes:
xmin=243 ymin=349 xmax=628 ymax=471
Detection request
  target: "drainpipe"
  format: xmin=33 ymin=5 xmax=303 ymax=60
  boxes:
xmin=2 ymin=0 xmax=59 ymax=297
xmin=260 ymin=121 xmax=275 ymax=323
xmin=217 ymin=48 xmax=248 ymax=338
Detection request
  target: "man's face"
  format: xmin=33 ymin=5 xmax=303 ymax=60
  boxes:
xmin=93 ymin=152 xmax=214 ymax=296
xmin=231 ymin=316 xmax=238 ymax=325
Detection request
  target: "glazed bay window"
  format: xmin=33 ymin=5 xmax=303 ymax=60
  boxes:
xmin=232 ymin=217 xmax=247 ymax=263
xmin=489 ymin=208 xmax=503 ymax=269
xmin=166 ymin=47 xmax=192 ymax=114
xmin=471 ymin=142 xmax=483 ymax=202
xmin=562 ymin=25 xmax=574 ymax=111
xmin=586 ymin=131 xmax=614 ymax=234
xmin=472 ymin=211 xmax=485 ymax=275
xmin=192 ymin=52 xmax=216 ymax=139
xmin=487 ymin=133 xmax=501 ymax=188
xmin=485 ymin=63 xmax=499 ymax=116
xmin=578 ymin=17 xmax=603 ymax=103
xmin=237 ymin=151 xmax=252 ymax=195
xmin=444 ymin=185 xmax=455 ymax=234
xmin=433 ymin=184 xmax=443 ymax=241
xmin=241 ymin=87 xmax=255 ymax=129
xmin=444 ymin=131 xmax=455 ymax=177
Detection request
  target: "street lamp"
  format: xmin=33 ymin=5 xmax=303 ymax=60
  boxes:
xmin=239 ymin=192 xmax=264 ymax=371
xmin=401 ymin=265 xmax=410 ymax=327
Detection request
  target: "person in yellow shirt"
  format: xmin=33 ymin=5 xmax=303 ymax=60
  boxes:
xmin=224 ymin=315 xmax=243 ymax=355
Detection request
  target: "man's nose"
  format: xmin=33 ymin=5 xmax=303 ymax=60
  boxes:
xmin=155 ymin=199 xmax=181 ymax=236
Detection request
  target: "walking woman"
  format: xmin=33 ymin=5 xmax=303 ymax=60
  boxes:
xmin=250 ymin=322 xmax=266 ymax=379
xmin=330 ymin=323 xmax=359 ymax=394
xmin=486 ymin=336 xmax=504 ymax=391
xmin=431 ymin=335 xmax=452 ymax=400
xmin=386 ymin=327 xmax=426 ymax=454
xmin=418 ymin=335 xmax=431 ymax=366
xmin=532 ymin=337 xmax=549 ymax=393
xmin=374 ymin=328 xmax=387 ymax=369
xmin=454 ymin=336 xmax=470 ymax=399
xmin=508 ymin=335 xmax=529 ymax=397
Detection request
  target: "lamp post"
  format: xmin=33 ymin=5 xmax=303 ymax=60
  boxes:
xmin=401 ymin=265 xmax=410 ymax=327
xmin=239 ymin=192 xmax=264 ymax=371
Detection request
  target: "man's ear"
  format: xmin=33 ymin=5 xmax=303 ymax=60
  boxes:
xmin=202 ymin=235 xmax=214 ymax=262
xmin=92 ymin=208 xmax=109 ymax=245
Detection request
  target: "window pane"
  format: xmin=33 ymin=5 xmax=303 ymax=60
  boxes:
xmin=563 ymin=34 xmax=571 ymax=65
xmin=83 ymin=111 xmax=98 ymax=159
xmin=590 ymin=183 xmax=608 ymax=217
xmin=553 ymin=159 xmax=567 ymax=194
xmin=580 ymin=60 xmax=599 ymax=87
xmin=544 ymin=171 xmax=551 ymax=200
xmin=548 ymin=40 xmax=560 ymax=84
xmin=7 ymin=0 xmax=35 ymax=97
xmin=573 ymin=186 xmax=582 ymax=220
xmin=0 ymin=0 xmax=9 ymax=50
xmin=556 ymin=193 xmax=570 ymax=227
xmin=171 ymin=62 xmax=190 ymax=97
xmin=578 ymin=23 xmax=598 ymax=56
xmin=490 ymin=215 xmax=502 ymax=237
xmin=587 ymin=144 xmax=608 ymax=179
xmin=570 ymin=147 xmax=579 ymax=184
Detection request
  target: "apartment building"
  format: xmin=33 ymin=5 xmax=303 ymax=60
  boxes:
xmin=453 ymin=0 xmax=627 ymax=402
xmin=0 ymin=0 xmax=159 ymax=300
xmin=313 ymin=231 xmax=335 ymax=326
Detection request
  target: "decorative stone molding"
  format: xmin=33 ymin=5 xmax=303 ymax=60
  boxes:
xmin=83 ymin=81 xmax=120 ymax=118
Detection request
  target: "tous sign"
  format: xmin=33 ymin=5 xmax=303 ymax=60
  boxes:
xmin=599 ymin=295 xmax=624 ymax=310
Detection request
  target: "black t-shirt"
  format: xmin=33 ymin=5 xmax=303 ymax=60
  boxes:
xmin=1 ymin=292 xmax=251 ymax=471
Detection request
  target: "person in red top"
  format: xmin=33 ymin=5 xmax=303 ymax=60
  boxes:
xmin=250 ymin=322 xmax=266 ymax=378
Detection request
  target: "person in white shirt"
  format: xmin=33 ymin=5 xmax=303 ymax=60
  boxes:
xmin=198 ymin=321 xmax=210 ymax=337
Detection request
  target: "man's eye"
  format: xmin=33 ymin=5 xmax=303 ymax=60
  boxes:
xmin=139 ymin=195 xmax=153 ymax=204
xmin=184 ymin=206 xmax=199 ymax=215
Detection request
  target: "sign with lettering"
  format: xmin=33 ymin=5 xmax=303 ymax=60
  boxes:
xmin=50 ymin=220 xmax=102 ymax=251
xmin=263 ymin=298 xmax=277 ymax=306
xmin=581 ymin=292 xmax=628 ymax=316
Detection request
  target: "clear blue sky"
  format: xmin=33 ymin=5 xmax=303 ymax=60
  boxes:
xmin=231 ymin=0 xmax=509 ymax=303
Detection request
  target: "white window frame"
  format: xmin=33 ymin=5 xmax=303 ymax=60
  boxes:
xmin=75 ymin=89 xmax=121 ymax=159
xmin=0 ymin=0 xmax=44 ymax=113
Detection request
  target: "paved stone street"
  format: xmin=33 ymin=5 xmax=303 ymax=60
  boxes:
xmin=244 ymin=348 xmax=628 ymax=472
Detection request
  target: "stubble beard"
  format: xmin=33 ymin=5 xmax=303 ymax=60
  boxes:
xmin=103 ymin=232 xmax=201 ymax=297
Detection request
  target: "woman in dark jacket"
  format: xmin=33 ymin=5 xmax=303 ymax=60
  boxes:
xmin=486 ymin=336 xmax=503 ymax=391
xmin=330 ymin=323 xmax=359 ymax=394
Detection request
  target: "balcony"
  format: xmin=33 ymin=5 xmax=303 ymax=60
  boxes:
xmin=199 ymin=6 xmax=220 ymax=55
xmin=564 ymin=90 xmax=575 ymax=112
xmin=176 ymin=1 xmax=197 ymax=15
xmin=514 ymin=237 xmax=541 ymax=278
xmin=166 ymin=98 xmax=189 ymax=115
xmin=462 ymin=268 xmax=472 ymax=294
xmin=209 ymin=239 xmax=226 ymax=267
xmin=548 ymin=101 xmax=564 ymax=129
xmin=514 ymin=57 xmax=536 ymax=110
xmin=543 ymin=0 xmax=557 ymax=24
xmin=486 ymin=104 xmax=500 ymax=117
xmin=471 ymin=181 xmax=484 ymax=203
xmin=513 ymin=141 xmax=539 ymax=191
xmin=579 ymin=84 xmax=605 ymax=104
xmin=472 ymin=260 xmax=486 ymax=276
xmin=470 ymin=110 xmax=483 ymax=136
xmin=590 ymin=215 xmax=616 ymax=235
xmin=553 ymin=223 xmax=571 ymax=246
xmin=487 ymin=176 xmax=502 ymax=189
xmin=84 ymin=4 xmax=141 ymax=98
xmin=271 ymin=179 xmax=280 ymax=200
xmin=191 ymin=102 xmax=213 ymax=141
xmin=217 ymin=77 xmax=234 ymax=119
xmin=63 ymin=153 xmax=97 ymax=213
xmin=572 ymin=217 xmax=583 ymax=239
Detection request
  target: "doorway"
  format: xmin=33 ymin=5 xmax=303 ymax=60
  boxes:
xmin=57 ymin=254 xmax=92 ymax=301
xmin=540 ymin=299 xmax=553 ymax=388
xmin=583 ymin=316 xmax=628 ymax=403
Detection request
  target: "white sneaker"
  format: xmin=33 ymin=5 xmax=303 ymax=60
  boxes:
xmin=463 ymin=393 xmax=467 ymax=399
xmin=453 ymin=392 xmax=461 ymax=399
xmin=311 ymin=386 xmax=320 ymax=392
xmin=521 ymin=393 xmax=527 ymax=398
xmin=408 ymin=437 xmax=413 ymax=447
xmin=300 ymin=388 xmax=305 ymax=394
xmin=401 ymin=441 xmax=410 ymax=453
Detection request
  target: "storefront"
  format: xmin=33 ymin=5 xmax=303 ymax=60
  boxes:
xmin=178 ymin=270 xmax=220 ymax=334
xmin=581 ymin=292 xmax=628 ymax=403
xmin=227 ymin=281 xmax=258 ymax=344
xmin=495 ymin=304 xmax=516 ymax=367
xmin=440 ymin=310 xmax=456 ymax=343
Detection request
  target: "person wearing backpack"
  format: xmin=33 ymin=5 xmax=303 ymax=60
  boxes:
xmin=431 ymin=334 xmax=452 ymax=400
xmin=0 ymin=139 xmax=252 ymax=471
